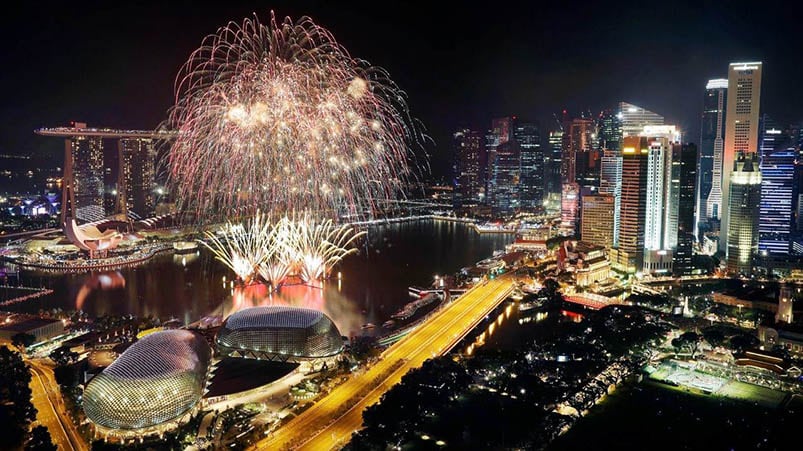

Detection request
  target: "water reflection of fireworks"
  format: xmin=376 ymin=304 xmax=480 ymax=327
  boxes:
xmin=226 ymin=282 xmax=363 ymax=336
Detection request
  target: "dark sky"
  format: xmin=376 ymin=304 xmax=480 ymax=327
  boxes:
xmin=1 ymin=0 xmax=801 ymax=179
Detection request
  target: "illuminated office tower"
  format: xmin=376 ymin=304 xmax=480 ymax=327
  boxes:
xmin=65 ymin=125 xmax=105 ymax=223
xmin=721 ymin=62 xmax=762 ymax=253
xmin=642 ymin=136 xmax=675 ymax=275
xmin=581 ymin=193 xmax=615 ymax=249
xmin=516 ymin=121 xmax=543 ymax=208
xmin=546 ymin=129 xmax=563 ymax=197
xmin=560 ymin=183 xmax=580 ymax=235
xmin=619 ymin=101 xmax=664 ymax=138
xmin=453 ymin=128 xmax=484 ymax=207
xmin=597 ymin=109 xmax=622 ymax=152
xmin=674 ymin=143 xmax=698 ymax=275
xmin=561 ymin=117 xmax=595 ymax=185
xmin=486 ymin=117 xmax=519 ymax=213
xmin=612 ymin=136 xmax=649 ymax=273
xmin=644 ymin=137 xmax=671 ymax=251
xmin=701 ymin=79 xmax=728 ymax=226
xmin=118 ymin=138 xmax=156 ymax=219
xmin=758 ymin=117 xmax=795 ymax=255
xmin=560 ymin=117 xmax=595 ymax=233
xmin=600 ymin=150 xmax=622 ymax=246
xmin=726 ymin=152 xmax=761 ymax=274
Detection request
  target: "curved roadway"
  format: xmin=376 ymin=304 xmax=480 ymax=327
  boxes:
xmin=255 ymin=277 xmax=514 ymax=450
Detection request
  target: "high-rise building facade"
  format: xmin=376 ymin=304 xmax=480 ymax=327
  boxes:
xmin=118 ymin=138 xmax=156 ymax=219
xmin=721 ymin=62 xmax=762 ymax=253
xmin=600 ymin=150 xmax=623 ymax=246
xmin=67 ymin=132 xmax=105 ymax=223
xmin=701 ymin=79 xmax=728 ymax=225
xmin=726 ymin=152 xmax=762 ymax=274
xmin=560 ymin=183 xmax=580 ymax=235
xmin=581 ymin=194 xmax=615 ymax=249
xmin=597 ymin=109 xmax=622 ymax=152
xmin=516 ymin=121 xmax=543 ymax=208
xmin=561 ymin=117 xmax=595 ymax=185
xmin=484 ymin=117 xmax=542 ymax=213
xmin=560 ymin=116 xmax=596 ymax=234
xmin=642 ymin=135 xmax=677 ymax=275
xmin=758 ymin=118 xmax=795 ymax=255
xmin=612 ymin=137 xmax=649 ymax=273
xmin=675 ymin=143 xmax=698 ymax=275
xmin=644 ymin=137 xmax=672 ymax=252
xmin=485 ymin=117 xmax=512 ymax=213
xmin=619 ymin=101 xmax=664 ymax=138
xmin=452 ymin=129 xmax=484 ymax=207
xmin=546 ymin=129 xmax=563 ymax=197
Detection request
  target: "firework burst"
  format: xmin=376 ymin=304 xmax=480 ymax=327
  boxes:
xmin=166 ymin=12 xmax=422 ymax=221
xmin=202 ymin=213 xmax=365 ymax=287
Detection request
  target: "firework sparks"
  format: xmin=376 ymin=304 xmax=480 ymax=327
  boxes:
xmin=166 ymin=12 xmax=422 ymax=221
xmin=201 ymin=213 xmax=365 ymax=287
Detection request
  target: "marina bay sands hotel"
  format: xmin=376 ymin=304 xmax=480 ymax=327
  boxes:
xmin=35 ymin=122 xmax=176 ymax=224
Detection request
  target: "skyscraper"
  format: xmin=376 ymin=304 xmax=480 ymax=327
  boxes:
xmin=674 ymin=143 xmax=698 ymax=275
xmin=118 ymin=138 xmax=157 ymax=219
xmin=612 ymin=136 xmax=649 ymax=274
xmin=726 ymin=152 xmax=762 ymax=274
xmin=487 ymin=142 xmax=519 ymax=213
xmin=597 ymin=109 xmax=622 ymax=152
xmin=581 ymin=194 xmax=615 ymax=249
xmin=758 ymin=117 xmax=795 ymax=255
xmin=600 ymin=150 xmax=622 ymax=246
xmin=619 ymin=101 xmax=664 ymax=138
xmin=560 ymin=183 xmax=580 ymax=235
xmin=721 ymin=62 xmax=762 ymax=253
xmin=515 ymin=121 xmax=543 ymax=208
xmin=561 ymin=117 xmax=595 ymax=185
xmin=452 ymin=128 xmax=484 ymax=207
xmin=64 ymin=124 xmax=105 ymax=223
xmin=700 ymin=78 xmax=728 ymax=226
xmin=642 ymin=135 xmax=676 ymax=275
xmin=560 ymin=116 xmax=595 ymax=234
xmin=546 ymin=128 xmax=563 ymax=198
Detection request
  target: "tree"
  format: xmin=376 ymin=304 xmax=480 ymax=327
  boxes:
xmin=0 ymin=346 xmax=38 ymax=449
xmin=702 ymin=329 xmax=726 ymax=348
xmin=25 ymin=425 xmax=56 ymax=451
xmin=672 ymin=332 xmax=702 ymax=358
xmin=11 ymin=333 xmax=36 ymax=349
xmin=53 ymin=365 xmax=78 ymax=387
xmin=729 ymin=333 xmax=759 ymax=352
xmin=350 ymin=335 xmax=380 ymax=361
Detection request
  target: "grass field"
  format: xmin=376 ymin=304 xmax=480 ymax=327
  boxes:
xmin=648 ymin=361 xmax=786 ymax=408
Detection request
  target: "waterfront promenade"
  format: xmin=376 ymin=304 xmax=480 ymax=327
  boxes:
xmin=255 ymin=276 xmax=515 ymax=450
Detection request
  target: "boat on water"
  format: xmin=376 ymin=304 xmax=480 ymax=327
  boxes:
xmin=382 ymin=320 xmax=396 ymax=329
xmin=172 ymin=241 xmax=199 ymax=253
xmin=361 ymin=323 xmax=376 ymax=330
xmin=391 ymin=293 xmax=439 ymax=320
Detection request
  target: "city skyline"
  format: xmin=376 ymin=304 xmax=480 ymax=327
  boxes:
xmin=1 ymin=1 xmax=802 ymax=179
xmin=3 ymin=4 xmax=803 ymax=450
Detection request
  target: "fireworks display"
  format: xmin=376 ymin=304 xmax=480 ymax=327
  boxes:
xmin=166 ymin=12 xmax=422 ymax=221
xmin=201 ymin=213 xmax=365 ymax=287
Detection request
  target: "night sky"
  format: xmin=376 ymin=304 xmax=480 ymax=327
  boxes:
xmin=1 ymin=0 xmax=801 ymax=180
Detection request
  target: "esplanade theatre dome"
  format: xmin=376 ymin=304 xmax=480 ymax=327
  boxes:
xmin=217 ymin=306 xmax=344 ymax=361
xmin=83 ymin=330 xmax=211 ymax=432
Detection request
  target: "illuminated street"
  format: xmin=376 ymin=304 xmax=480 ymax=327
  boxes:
xmin=29 ymin=360 xmax=89 ymax=451
xmin=255 ymin=277 xmax=515 ymax=450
